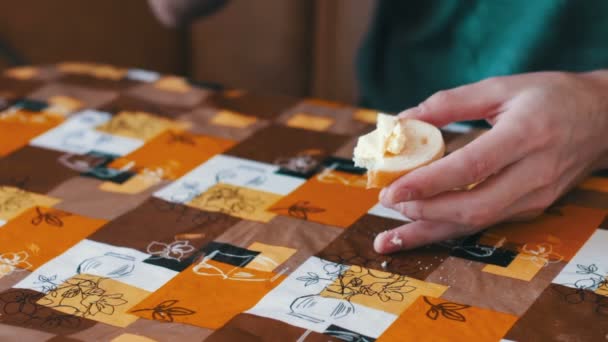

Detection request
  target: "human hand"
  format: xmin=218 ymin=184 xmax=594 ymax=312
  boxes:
xmin=148 ymin=0 xmax=227 ymax=27
xmin=374 ymin=71 xmax=608 ymax=254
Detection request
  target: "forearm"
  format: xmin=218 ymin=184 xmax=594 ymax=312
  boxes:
xmin=148 ymin=0 xmax=228 ymax=27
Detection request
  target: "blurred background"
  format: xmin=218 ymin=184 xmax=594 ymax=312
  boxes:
xmin=0 ymin=0 xmax=375 ymax=104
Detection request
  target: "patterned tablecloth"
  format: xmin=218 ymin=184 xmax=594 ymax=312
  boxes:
xmin=0 ymin=63 xmax=606 ymax=341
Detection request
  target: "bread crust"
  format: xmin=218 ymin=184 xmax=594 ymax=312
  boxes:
xmin=366 ymin=141 xmax=445 ymax=189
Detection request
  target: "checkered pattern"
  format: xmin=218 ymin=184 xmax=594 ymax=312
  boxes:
xmin=0 ymin=63 xmax=606 ymax=341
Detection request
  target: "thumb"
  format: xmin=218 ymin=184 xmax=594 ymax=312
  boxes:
xmin=398 ymin=77 xmax=514 ymax=127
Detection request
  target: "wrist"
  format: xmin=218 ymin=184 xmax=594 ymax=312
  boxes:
xmin=581 ymin=70 xmax=608 ymax=170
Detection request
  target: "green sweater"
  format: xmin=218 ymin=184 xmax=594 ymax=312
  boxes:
xmin=357 ymin=0 xmax=608 ymax=112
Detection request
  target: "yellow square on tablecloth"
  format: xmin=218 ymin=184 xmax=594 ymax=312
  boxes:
xmin=286 ymin=113 xmax=334 ymax=132
xmin=319 ymin=265 xmax=447 ymax=315
xmin=96 ymin=111 xmax=188 ymax=141
xmin=211 ymin=110 xmax=258 ymax=128
xmin=187 ymin=183 xmax=281 ymax=223
xmin=37 ymin=274 xmax=150 ymax=328
xmin=0 ymin=186 xmax=60 ymax=222
xmin=246 ymin=242 xmax=297 ymax=272
xmin=482 ymin=254 xmax=544 ymax=281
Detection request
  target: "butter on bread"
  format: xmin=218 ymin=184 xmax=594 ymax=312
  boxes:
xmin=353 ymin=113 xmax=445 ymax=188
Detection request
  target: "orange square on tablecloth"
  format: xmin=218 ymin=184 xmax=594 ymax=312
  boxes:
xmin=480 ymin=205 xmax=606 ymax=261
xmin=99 ymin=173 xmax=163 ymax=194
xmin=211 ymin=110 xmax=258 ymax=128
xmin=130 ymin=259 xmax=285 ymax=329
xmin=269 ymin=170 xmax=380 ymax=228
xmin=109 ymin=130 xmax=235 ymax=180
xmin=0 ymin=206 xmax=107 ymax=269
xmin=353 ymin=109 xmax=378 ymax=124
xmin=153 ymin=76 xmax=192 ymax=93
xmin=377 ymin=296 xmax=518 ymax=342
xmin=286 ymin=113 xmax=334 ymax=132
xmin=4 ymin=66 xmax=38 ymax=80
xmin=0 ymin=114 xmax=63 ymax=157
xmin=578 ymin=177 xmax=608 ymax=193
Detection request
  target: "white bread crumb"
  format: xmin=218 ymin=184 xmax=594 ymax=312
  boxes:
xmin=390 ymin=234 xmax=403 ymax=247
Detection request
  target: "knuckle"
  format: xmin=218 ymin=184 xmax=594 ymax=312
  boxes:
xmin=425 ymin=90 xmax=453 ymax=109
xmin=400 ymin=202 xmax=425 ymax=221
xmin=524 ymin=118 xmax=558 ymax=149
xmin=479 ymin=76 xmax=503 ymax=90
xmin=529 ymin=196 xmax=553 ymax=214
xmin=541 ymin=187 xmax=560 ymax=207
xmin=525 ymin=188 xmax=559 ymax=215
xmin=533 ymin=164 xmax=559 ymax=188
xmin=462 ymin=152 xmax=494 ymax=183
xmin=478 ymin=76 xmax=511 ymax=95
xmin=462 ymin=207 xmax=494 ymax=227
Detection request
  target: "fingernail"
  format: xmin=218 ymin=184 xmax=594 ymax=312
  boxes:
xmin=379 ymin=188 xmax=387 ymax=201
xmin=395 ymin=202 xmax=406 ymax=213
xmin=374 ymin=231 xmax=404 ymax=254
xmin=373 ymin=233 xmax=385 ymax=254
xmin=395 ymin=188 xmax=413 ymax=202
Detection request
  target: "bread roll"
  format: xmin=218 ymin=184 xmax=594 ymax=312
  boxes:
xmin=353 ymin=113 xmax=445 ymax=188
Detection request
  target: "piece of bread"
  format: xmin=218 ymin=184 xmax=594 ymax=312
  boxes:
xmin=353 ymin=113 xmax=445 ymax=189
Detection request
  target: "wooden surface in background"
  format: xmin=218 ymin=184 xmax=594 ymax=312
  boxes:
xmin=0 ymin=0 xmax=184 ymax=73
xmin=0 ymin=0 xmax=376 ymax=104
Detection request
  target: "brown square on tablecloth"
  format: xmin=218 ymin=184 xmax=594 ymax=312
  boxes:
xmin=0 ymin=146 xmax=80 ymax=194
xmin=425 ymin=256 xmax=565 ymax=316
xmin=126 ymin=80 xmax=210 ymax=110
xmin=207 ymin=313 xmax=340 ymax=342
xmin=0 ymin=325 xmax=56 ymax=341
xmin=178 ymin=107 xmax=270 ymax=142
xmin=442 ymin=129 xmax=486 ymax=154
xmin=48 ymin=177 xmax=168 ymax=221
xmin=26 ymin=83 xmax=118 ymax=111
xmin=58 ymin=73 xmax=140 ymax=92
xmin=332 ymin=136 xmax=363 ymax=160
xmin=98 ymin=94 xmax=190 ymax=118
xmin=88 ymin=197 xmax=240 ymax=270
xmin=275 ymin=100 xmax=371 ymax=135
xmin=214 ymin=215 xmax=342 ymax=274
xmin=209 ymin=91 xmax=300 ymax=120
xmin=225 ymin=124 xmax=350 ymax=166
xmin=0 ymin=270 xmax=31 ymax=294
xmin=68 ymin=317 xmax=214 ymax=342
xmin=0 ymin=288 xmax=98 ymax=336
xmin=0 ymin=76 xmax=44 ymax=99
xmin=505 ymin=284 xmax=608 ymax=341
xmin=318 ymin=214 xmax=451 ymax=280
xmin=0 ymin=89 xmax=19 ymax=111
xmin=556 ymin=188 xmax=608 ymax=210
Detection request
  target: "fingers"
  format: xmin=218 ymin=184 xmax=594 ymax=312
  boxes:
xmin=148 ymin=0 xmax=227 ymax=27
xmin=391 ymin=151 xmax=551 ymax=227
xmin=398 ymin=77 xmax=515 ymax=127
xmin=496 ymin=159 xmax=590 ymax=222
xmin=374 ymin=221 xmax=473 ymax=254
xmin=382 ymin=119 xmax=531 ymax=205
